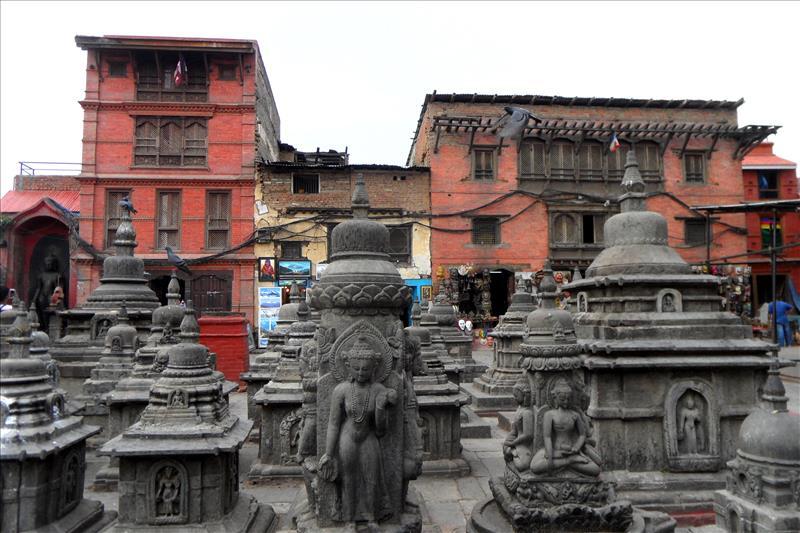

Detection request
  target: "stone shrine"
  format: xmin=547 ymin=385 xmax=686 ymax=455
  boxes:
xmin=99 ymin=302 xmax=276 ymax=532
xmin=713 ymin=363 xmax=800 ymax=532
xmin=468 ymin=271 xmax=675 ymax=533
xmin=293 ymin=174 xmax=423 ymax=531
xmin=561 ymin=150 xmax=774 ymax=513
xmin=428 ymin=284 xmax=486 ymax=381
xmin=405 ymin=303 xmax=471 ymax=476
xmin=248 ymin=300 xmax=316 ymax=481
xmin=467 ymin=285 xmax=536 ymax=414
xmin=418 ymin=303 xmax=460 ymax=381
xmin=241 ymin=280 xmax=304 ymax=434
xmin=51 ymin=208 xmax=159 ymax=390
xmin=0 ymin=304 xmax=115 ymax=532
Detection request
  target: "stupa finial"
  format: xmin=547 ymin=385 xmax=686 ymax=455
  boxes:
xmin=352 ymin=173 xmax=370 ymax=218
xmin=761 ymin=359 xmax=789 ymax=412
xmin=289 ymin=281 xmax=303 ymax=303
xmin=178 ymin=300 xmax=200 ymax=342
xmin=538 ymin=260 xmax=557 ymax=309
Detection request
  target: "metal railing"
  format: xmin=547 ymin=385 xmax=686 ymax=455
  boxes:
xmin=18 ymin=161 xmax=82 ymax=176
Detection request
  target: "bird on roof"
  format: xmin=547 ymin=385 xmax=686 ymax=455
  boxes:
xmin=165 ymin=246 xmax=192 ymax=276
xmin=118 ymin=195 xmax=138 ymax=214
xmin=495 ymin=106 xmax=542 ymax=140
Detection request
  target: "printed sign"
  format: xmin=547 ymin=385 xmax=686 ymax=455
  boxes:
xmin=257 ymin=286 xmax=282 ymax=347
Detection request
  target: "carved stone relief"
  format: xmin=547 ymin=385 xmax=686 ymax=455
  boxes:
xmin=576 ymin=292 xmax=588 ymax=313
xmin=663 ymin=380 xmax=720 ymax=471
xmin=167 ymin=388 xmax=188 ymax=409
xmin=279 ymin=408 xmax=303 ymax=465
xmin=60 ymin=450 xmax=82 ymax=513
xmin=656 ymin=288 xmax=682 ymax=313
xmin=148 ymin=461 xmax=188 ymax=524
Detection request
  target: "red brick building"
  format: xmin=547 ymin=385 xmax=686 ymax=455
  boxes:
xmin=740 ymin=143 xmax=800 ymax=307
xmin=73 ymin=35 xmax=280 ymax=323
xmin=407 ymin=93 xmax=778 ymax=318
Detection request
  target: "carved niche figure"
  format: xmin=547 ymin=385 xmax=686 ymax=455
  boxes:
xmin=503 ymin=380 xmax=535 ymax=471
xmin=529 ymin=378 xmax=601 ymax=476
xmin=155 ymin=465 xmax=182 ymax=518
xmin=32 ymin=253 xmax=62 ymax=331
xmin=279 ymin=409 xmax=303 ymax=465
xmin=677 ymin=394 xmax=705 ymax=454
xmin=167 ymin=389 xmax=188 ymax=408
xmin=657 ymin=288 xmax=682 ymax=313
xmin=576 ymin=292 xmax=588 ymax=313
xmin=318 ymin=335 xmax=397 ymax=524
xmin=663 ymin=380 xmax=720 ymax=471
xmin=61 ymin=452 xmax=81 ymax=511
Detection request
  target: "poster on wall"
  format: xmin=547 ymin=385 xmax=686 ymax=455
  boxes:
xmin=277 ymin=259 xmax=312 ymax=279
xmin=258 ymin=257 xmax=276 ymax=282
xmin=258 ymin=286 xmax=282 ymax=347
xmin=316 ymin=263 xmax=329 ymax=280
xmin=278 ymin=278 xmax=310 ymax=287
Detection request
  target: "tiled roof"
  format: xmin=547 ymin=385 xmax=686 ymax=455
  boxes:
xmin=742 ymin=144 xmax=796 ymax=169
xmin=0 ymin=190 xmax=80 ymax=214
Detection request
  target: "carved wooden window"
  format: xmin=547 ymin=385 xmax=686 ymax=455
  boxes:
xmin=292 ymin=173 xmax=320 ymax=194
xmin=191 ymin=273 xmax=232 ymax=312
xmin=582 ymin=214 xmax=604 ymax=244
xmin=635 ymin=141 xmax=661 ymax=180
xmin=552 ymin=214 xmax=577 ymax=244
xmin=105 ymin=190 xmax=131 ymax=248
xmin=156 ymin=191 xmax=181 ymax=249
xmin=281 ymin=241 xmax=303 ymax=258
xmin=472 ymin=148 xmax=495 ymax=180
xmin=606 ymin=143 xmax=629 ymax=181
xmin=135 ymin=51 xmax=207 ymax=102
xmin=578 ymin=141 xmax=604 ymax=180
xmin=134 ymin=117 xmax=207 ymax=167
xmin=684 ymin=219 xmax=708 ymax=246
xmin=550 ymin=140 xmax=575 ymax=179
xmin=758 ymin=171 xmax=779 ymax=199
xmin=519 ymin=139 xmax=547 ymax=179
xmin=472 ymin=217 xmax=500 ymax=245
xmin=206 ymin=191 xmax=231 ymax=250
xmin=386 ymin=225 xmax=412 ymax=264
xmin=684 ymin=152 xmax=706 ymax=183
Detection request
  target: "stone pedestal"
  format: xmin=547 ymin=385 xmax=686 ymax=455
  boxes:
xmin=415 ymin=375 xmax=471 ymax=476
xmin=428 ymin=286 xmax=486 ymax=381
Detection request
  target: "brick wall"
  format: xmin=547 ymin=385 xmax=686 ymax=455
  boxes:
xmin=13 ymin=175 xmax=80 ymax=191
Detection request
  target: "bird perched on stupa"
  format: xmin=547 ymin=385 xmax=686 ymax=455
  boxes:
xmin=494 ymin=106 xmax=542 ymax=140
xmin=118 ymin=195 xmax=138 ymax=214
xmin=165 ymin=246 xmax=192 ymax=275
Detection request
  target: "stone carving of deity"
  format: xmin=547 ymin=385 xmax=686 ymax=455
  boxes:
xmin=318 ymin=335 xmax=397 ymax=524
xmin=662 ymin=293 xmax=676 ymax=313
xmin=529 ymin=378 xmax=601 ymax=476
xmin=32 ymin=253 xmax=62 ymax=331
xmin=503 ymin=380 xmax=535 ymax=471
xmin=62 ymin=454 xmax=80 ymax=509
xmin=155 ymin=465 xmax=182 ymax=518
xmin=677 ymin=395 xmax=704 ymax=454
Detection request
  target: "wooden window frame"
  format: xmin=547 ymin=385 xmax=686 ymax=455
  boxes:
xmin=605 ymin=143 xmax=630 ymax=181
xmin=578 ymin=141 xmax=604 ymax=181
xmin=634 ymin=141 xmax=662 ymax=181
xmin=280 ymin=241 xmax=303 ymax=259
xmin=471 ymin=217 xmax=500 ymax=246
xmin=519 ymin=138 xmax=548 ymax=180
xmin=386 ymin=225 xmax=412 ymax=264
xmin=472 ymin=147 xmax=496 ymax=181
xmin=205 ymin=190 xmax=231 ymax=250
xmin=105 ymin=189 xmax=131 ymax=249
xmin=155 ymin=190 xmax=182 ymax=250
xmin=684 ymin=218 xmax=708 ymax=247
xmin=757 ymin=171 xmax=780 ymax=200
xmin=292 ymin=173 xmax=320 ymax=194
xmin=549 ymin=139 xmax=576 ymax=179
xmin=133 ymin=116 xmax=208 ymax=168
xmin=135 ymin=51 xmax=208 ymax=102
xmin=551 ymin=213 xmax=578 ymax=245
xmin=683 ymin=151 xmax=707 ymax=183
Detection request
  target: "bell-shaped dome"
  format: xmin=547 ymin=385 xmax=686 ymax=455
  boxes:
xmin=277 ymin=281 xmax=304 ymax=323
xmin=163 ymin=301 xmax=209 ymax=371
xmin=151 ymin=273 xmax=184 ymax=331
xmin=525 ymin=261 xmax=575 ymax=340
xmin=103 ymin=303 xmax=138 ymax=354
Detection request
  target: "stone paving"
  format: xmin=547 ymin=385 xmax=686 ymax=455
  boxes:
xmin=82 ymin=346 xmax=800 ymax=532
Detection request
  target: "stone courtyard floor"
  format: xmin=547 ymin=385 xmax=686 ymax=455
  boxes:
xmin=83 ymin=347 xmax=800 ymax=533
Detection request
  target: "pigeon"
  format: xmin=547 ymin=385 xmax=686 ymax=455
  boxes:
xmin=165 ymin=246 xmax=192 ymax=276
xmin=118 ymin=195 xmax=138 ymax=214
xmin=496 ymin=106 xmax=542 ymax=140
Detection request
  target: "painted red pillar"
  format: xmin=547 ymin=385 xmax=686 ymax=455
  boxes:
xmin=199 ymin=314 xmax=250 ymax=386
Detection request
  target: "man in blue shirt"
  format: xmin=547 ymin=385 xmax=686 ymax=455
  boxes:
xmin=768 ymin=300 xmax=795 ymax=346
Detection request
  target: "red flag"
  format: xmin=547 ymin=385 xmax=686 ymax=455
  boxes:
xmin=173 ymin=54 xmax=187 ymax=87
xmin=609 ymin=131 xmax=621 ymax=153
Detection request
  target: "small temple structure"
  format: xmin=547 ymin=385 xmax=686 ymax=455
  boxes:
xmin=0 ymin=303 xmax=115 ymax=532
xmin=50 ymin=208 xmax=159 ymax=390
xmin=428 ymin=284 xmax=485 ymax=380
xmin=99 ymin=302 xmax=276 ymax=532
xmin=561 ymin=150 xmax=775 ymax=513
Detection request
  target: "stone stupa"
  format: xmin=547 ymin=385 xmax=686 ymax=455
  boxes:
xmin=0 ymin=302 xmax=116 ymax=531
xmin=561 ymin=149 xmax=774 ymax=513
xmin=51 ymin=207 xmax=159 ymax=389
xmin=99 ymin=301 xmax=276 ymax=532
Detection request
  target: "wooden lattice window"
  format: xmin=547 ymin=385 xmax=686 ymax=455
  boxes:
xmin=635 ymin=141 xmax=661 ymax=180
xmin=578 ymin=141 xmax=604 ymax=180
xmin=281 ymin=241 xmax=303 ymax=258
xmin=684 ymin=152 xmax=706 ymax=183
xmin=292 ymin=174 xmax=320 ymax=194
xmin=758 ymin=171 xmax=779 ymax=199
xmin=552 ymin=214 xmax=577 ymax=244
xmin=387 ymin=225 xmax=412 ymax=264
xmin=134 ymin=117 xmax=207 ymax=167
xmin=520 ymin=139 xmax=547 ymax=179
xmin=582 ymin=214 xmax=605 ymax=244
xmin=550 ymin=140 xmax=575 ymax=179
xmin=606 ymin=143 xmax=629 ymax=181
xmin=105 ymin=190 xmax=130 ymax=248
xmin=156 ymin=191 xmax=181 ymax=249
xmin=472 ymin=218 xmax=500 ymax=245
xmin=135 ymin=52 xmax=207 ymax=102
xmin=206 ymin=191 xmax=231 ymax=250
xmin=473 ymin=148 xmax=495 ymax=180
xmin=685 ymin=219 xmax=708 ymax=246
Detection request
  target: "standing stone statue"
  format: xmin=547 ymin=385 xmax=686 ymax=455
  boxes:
xmin=31 ymin=252 xmax=63 ymax=333
xmin=296 ymin=174 xmax=422 ymax=532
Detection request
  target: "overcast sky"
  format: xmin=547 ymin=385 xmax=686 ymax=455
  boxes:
xmin=2 ymin=1 xmax=799 ymax=194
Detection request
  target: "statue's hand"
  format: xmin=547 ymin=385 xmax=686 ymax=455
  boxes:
xmin=318 ymin=454 xmax=337 ymax=481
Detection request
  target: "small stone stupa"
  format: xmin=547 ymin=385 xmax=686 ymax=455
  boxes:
xmin=0 ymin=303 xmax=116 ymax=531
xmin=249 ymin=300 xmax=317 ymax=481
xmin=293 ymin=174 xmax=422 ymax=531
xmin=468 ymin=270 xmax=675 ymax=532
xmin=51 ymin=207 xmax=159 ymax=389
xmin=468 ymin=285 xmax=536 ymax=413
xmin=561 ymin=150 xmax=774 ymax=511
xmin=712 ymin=364 xmax=800 ymax=532
xmin=99 ymin=301 xmax=276 ymax=532
xmin=428 ymin=284 xmax=486 ymax=380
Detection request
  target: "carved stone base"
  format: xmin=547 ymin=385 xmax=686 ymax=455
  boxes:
xmin=459 ymin=406 xmax=493 ymax=439
xmin=460 ymin=381 xmax=515 ymax=414
xmin=247 ymin=462 xmax=303 ymax=482
xmin=290 ymin=488 xmax=422 ymax=533
xmin=420 ymin=457 xmax=471 ymax=477
xmin=104 ymin=493 xmax=276 ymax=532
xmin=38 ymin=498 xmax=118 ymax=533
xmin=604 ymin=469 xmax=728 ymax=514
xmin=92 ymin=458 xmax=120 ymax=491
xmin=714 ymin=490 xmax=800 ymax=533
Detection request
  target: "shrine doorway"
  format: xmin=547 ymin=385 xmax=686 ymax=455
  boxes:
xmin=489 ymin=268 xmax=514 ymax=317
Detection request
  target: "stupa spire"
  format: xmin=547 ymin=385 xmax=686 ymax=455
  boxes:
xmin=351 ymin=173 xmax=370 ymax=218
